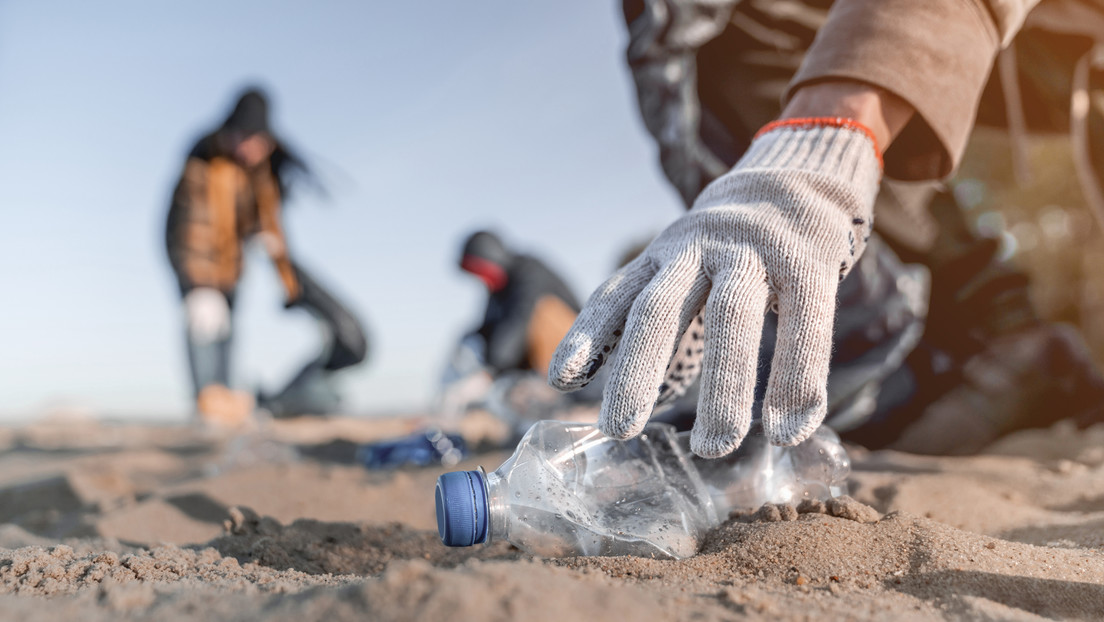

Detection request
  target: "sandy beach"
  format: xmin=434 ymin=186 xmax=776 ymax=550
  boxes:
xmin=0 ymin=413 xmax=1101 ymax=621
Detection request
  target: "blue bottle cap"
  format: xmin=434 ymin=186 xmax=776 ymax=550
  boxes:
xmin=435 ymin=470 xmax=489 ymax=547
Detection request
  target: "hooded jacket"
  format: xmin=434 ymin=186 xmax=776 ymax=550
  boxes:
xmin=165 ymin=89 xmax=306 ymax=302
xmin=461 ymin=232 xmax=581 ymax=375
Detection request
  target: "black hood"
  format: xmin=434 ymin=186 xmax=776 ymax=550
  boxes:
xmin=221 ymin=88 xmax=271 ymax=137
xmin=461 ymin=231 xmax=514 ymax=270
xmin=186 ymin=86 xmax=321 ymax=200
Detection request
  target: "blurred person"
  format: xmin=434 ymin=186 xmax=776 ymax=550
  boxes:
xmin=548 ymin=0 xmax=1104 ymax=457
xmin=459 ymin=231 xmax=580 ymax=377
xmin=435 ymin=231 xmax=596 ymax=432
xmin=165 ymin=88 xmax=367 ymax=426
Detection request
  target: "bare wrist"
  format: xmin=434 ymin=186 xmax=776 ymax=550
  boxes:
xmin=782 ymin=81 xmax=914 ymax=152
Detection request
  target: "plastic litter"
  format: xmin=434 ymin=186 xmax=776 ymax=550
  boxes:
xmin=435 ymin=420 xmax=849 ymax=558
xmin=357 ymin=428 xmax=468 ymax=469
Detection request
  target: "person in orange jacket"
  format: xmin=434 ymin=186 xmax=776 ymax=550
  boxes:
xmin=165 ymin=88 xmax=367 ymax=425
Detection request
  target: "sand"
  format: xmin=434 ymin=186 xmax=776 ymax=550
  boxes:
xmin=0 ymin=413 xmax=1101 ymax=621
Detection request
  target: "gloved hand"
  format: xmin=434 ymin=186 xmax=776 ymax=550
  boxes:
xmin=183 ymin=287 xmax=232 ymax=344
xmin=548 ymin=119 xmax=882 ymax=457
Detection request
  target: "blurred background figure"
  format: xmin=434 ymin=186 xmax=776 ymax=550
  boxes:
xmin=165 ymin=87 xmax=367 ymax=426
xmin=0 ymin=4 xmax=680 ymax=421
xmin=436 ymin=231 xmax=596 ymax=437
xmin=358 ymin=230 xmax=587 ymax=469
xmin=459 ymin=230 xmax=579 ymax=378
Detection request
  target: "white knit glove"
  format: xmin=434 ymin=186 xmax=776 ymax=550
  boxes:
xmin=549 ymin=119 xmax=882 ymax=457
xmin=184 ymin=287 xmax=232 ymax=344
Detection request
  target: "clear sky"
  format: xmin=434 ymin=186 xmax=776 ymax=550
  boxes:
xmin=0 ymin=1 xmax=685 ymax=420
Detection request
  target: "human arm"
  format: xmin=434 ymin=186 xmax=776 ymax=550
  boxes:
xmin=788 ymin=0 xmax=1040 ymax=179
xmin=550 ymin=118 xmax=881 ymax=456
xmin=548 ymin=0 xmax=1040 ymax=457
xmin=781 ymin=82 xmax=912 ymax=155
xmin=253 ymin=166 xmax=301 ymax=305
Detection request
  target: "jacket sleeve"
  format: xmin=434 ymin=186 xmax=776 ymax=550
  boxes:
xmin=785 ymin=0 xmax=1041 ymax=180
xmin=253 ymin=166 xmax=301 ymax=303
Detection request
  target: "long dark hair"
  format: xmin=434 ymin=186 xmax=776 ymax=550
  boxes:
xmin=217 ymin=87 xmax=318 ymax=198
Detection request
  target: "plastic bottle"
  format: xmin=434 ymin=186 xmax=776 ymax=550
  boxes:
xmin=435 ymin=420 xmax=849 ymax=559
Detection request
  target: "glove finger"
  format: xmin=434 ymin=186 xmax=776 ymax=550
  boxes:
xmin=548 ymin=255 xmax=656 ymax=391
xmin=654 ymin=310 xmax=706 ymax=409
xmin=691 ymin=251 xmax=769 ymax=458
xmin=599 ymin=252 xmax=708 ymax=440
xmin=762 ymin=261 xmax=838 ymax=446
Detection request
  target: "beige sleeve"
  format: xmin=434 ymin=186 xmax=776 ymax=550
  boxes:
xmin=786 ymin=0 xmax=1041 ymax=181
xmin=988 ymin=0 xmax=1041 ymax=45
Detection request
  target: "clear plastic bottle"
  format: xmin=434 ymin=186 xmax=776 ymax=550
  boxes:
xmin=435 ymin=420 xmax=850 ymax=559
xmin=691 ymin=422 xmax=851 ymax=514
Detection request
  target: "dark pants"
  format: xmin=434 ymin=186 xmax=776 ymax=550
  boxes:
xmin=187 ymin=326 xmax=232 ymax=397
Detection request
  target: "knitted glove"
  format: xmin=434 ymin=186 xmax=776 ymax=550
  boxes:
xmin=549 ymin=119 xmax=882 ymax=457
xmin=184 ymin=287 xmax=232 ymax=344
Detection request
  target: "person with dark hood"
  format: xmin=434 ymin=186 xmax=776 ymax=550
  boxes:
xmin=459 ymin=231 xmax=580 ymax=378
xmin=165 ymin=87 xmax=368 ymax=426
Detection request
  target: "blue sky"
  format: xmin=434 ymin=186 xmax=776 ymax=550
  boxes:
xmin=0 ymin=1 xmax=684 ymax=419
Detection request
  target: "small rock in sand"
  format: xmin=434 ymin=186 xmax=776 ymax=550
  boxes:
xmin=826 ymin=496 xmax=881 ymax=523
xmin=796 ymin=499 xmax=827 ymax=515
xmin=748 ymin=503 xmax=800 ymax=523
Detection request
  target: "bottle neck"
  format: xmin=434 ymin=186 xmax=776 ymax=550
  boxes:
xmin=484 ymin=470 xmax=509 ymax=543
